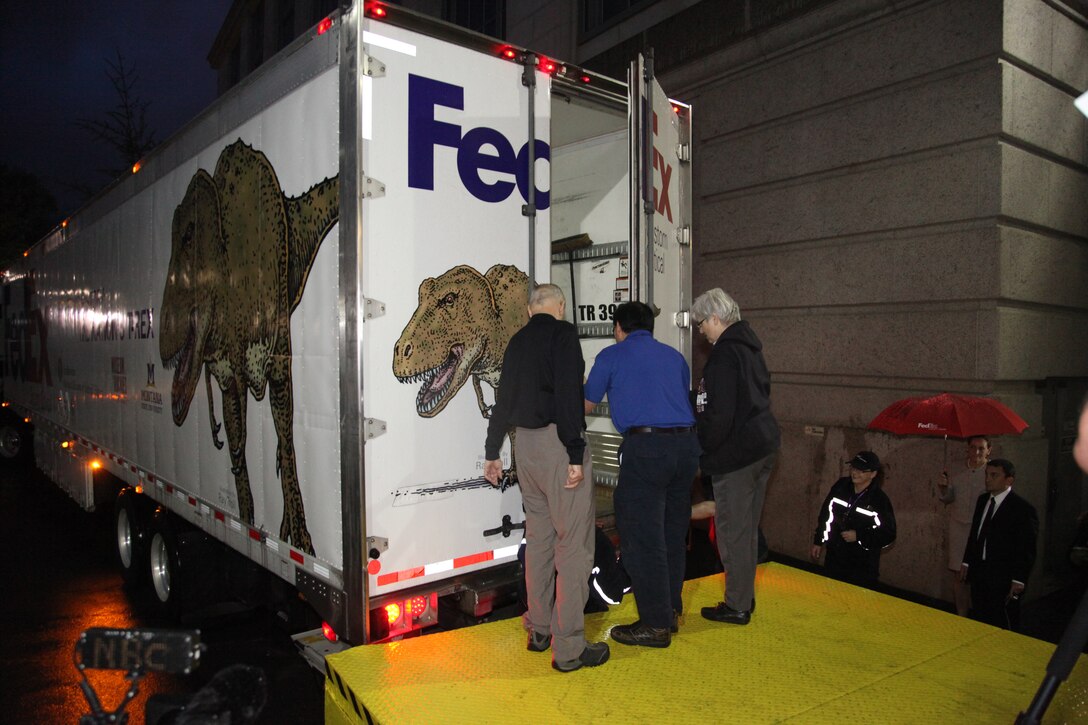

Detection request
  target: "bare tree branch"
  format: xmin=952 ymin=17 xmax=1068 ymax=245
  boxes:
xmin=75 ymin=49 xmax=158 ymax=183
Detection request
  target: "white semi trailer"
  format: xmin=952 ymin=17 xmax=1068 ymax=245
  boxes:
xmin=0 ymin=1 xmax=692 ymax=647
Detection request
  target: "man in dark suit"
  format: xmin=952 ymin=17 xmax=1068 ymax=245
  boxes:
xmin=959 ymin=458 xmax=1039 ymax=630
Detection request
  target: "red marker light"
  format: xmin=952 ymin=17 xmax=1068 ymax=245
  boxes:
xmin=408 ymin=596 xmax=427 ymax=618
xmin=500 ymin=47 xmax=517 ymax=60
xmin=539 ymin=59 xmax=557 ymax=74
xmin=368 ymin=4 xmax=387 ymax=18
xmin=322 ymin=621 xmax=338 ymax=642
xmin=672 ymin=104 xmax=681 ymax=114
xmin=580 ymin=74 xmax=592 ymax=83
xmin=366 ymin=559 xmax=381 ymax=575
xmin=317 ymin=16 xmax=332 ymax=34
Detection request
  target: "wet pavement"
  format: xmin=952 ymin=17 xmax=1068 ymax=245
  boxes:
xmin=0 ymin=458 xmax=324 ymax=724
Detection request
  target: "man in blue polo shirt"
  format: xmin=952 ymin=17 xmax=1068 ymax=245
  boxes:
xmin=584 ymin=301 xmax=700 ymax=648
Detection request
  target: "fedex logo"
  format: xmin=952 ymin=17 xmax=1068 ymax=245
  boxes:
xmin=408 ymin=74 xmax=550 ymax=209
xmin=652 ymin=111 xmax=673 ymax=223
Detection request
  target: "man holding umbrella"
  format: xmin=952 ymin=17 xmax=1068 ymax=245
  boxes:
xmin=938 ymin=436 xmax=991 ymax=617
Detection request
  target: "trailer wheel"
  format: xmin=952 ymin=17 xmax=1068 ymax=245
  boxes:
xmin=0 ymin=420 xmax=28 ymax=461
xmin=114 ymin=488 xmax=148 ymax=585
xmin=149 ymin=509 xmax=185 ymax=619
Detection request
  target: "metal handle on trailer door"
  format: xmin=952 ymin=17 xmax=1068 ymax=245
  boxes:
xmin=482 ymin=514 xmax=525 ymax=538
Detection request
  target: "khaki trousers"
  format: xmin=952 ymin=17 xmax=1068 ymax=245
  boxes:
xmin=516 ymin=424 xmax=594 ymax=662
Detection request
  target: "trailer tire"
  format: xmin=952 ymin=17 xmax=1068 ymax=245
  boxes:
xmin=149 ymin=509 xmax=187 ymax=619
xmin=114 ymin=488 xmax=148 ymax=585
xmin=0 ymin=419 xmax=29 ymax=462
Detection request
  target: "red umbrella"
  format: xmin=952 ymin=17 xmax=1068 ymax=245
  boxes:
xmin=867 ymin=392 xmax=1028 ymax=472
xmin=868 ymin=393 xmax=1028 ymax=439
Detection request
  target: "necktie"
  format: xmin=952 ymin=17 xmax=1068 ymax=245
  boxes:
xmin=978 ymin=496 xmax=996 ymax=559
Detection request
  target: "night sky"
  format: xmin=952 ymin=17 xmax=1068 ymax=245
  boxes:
xmin=0 ymin=1 xmax=234 ymax=219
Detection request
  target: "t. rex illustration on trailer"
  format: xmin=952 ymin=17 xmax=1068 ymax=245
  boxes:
xmin=393 ymin=264 xmax=529 ymax=419
xmin=159 ymin=140 xmax=338 ymax=555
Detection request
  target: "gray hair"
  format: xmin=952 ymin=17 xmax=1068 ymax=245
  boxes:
xmin=529 ymin=283 xmax=565 ymax=309
xmin=691 ymin=288 xmax=741 ymax=326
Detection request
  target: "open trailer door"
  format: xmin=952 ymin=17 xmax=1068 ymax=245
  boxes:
xmin=629 ymin=50 xmax=693 ymax=366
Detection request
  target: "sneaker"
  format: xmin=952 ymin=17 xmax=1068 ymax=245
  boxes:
xmin=527 ymin=630 xmax=550 ymax=652
xmin=551 ymin=642 xmax=610 ymax=672
xmin=701 ymin=601 xmax=751 ymax=625
xmin=610 ymin=621 xmax=671 ymax=648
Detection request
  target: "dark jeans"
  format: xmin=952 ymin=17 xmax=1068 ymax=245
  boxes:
xmin=613 ymin=430 xmax=701 ymax=629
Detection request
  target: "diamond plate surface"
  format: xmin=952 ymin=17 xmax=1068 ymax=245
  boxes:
xmin=325 ymin=563 xmax=1088 ymax=724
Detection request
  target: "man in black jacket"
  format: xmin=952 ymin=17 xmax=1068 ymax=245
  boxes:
xmin=483 ymin=283 xmax=609 ymax=672
xmin=959 ymin=458 xmax=1038 ymax=631
xmin=690 ymin=288 xmax=780 ymax=625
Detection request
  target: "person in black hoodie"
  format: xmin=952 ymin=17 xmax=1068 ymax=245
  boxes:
xmin=811 ymin=451 xmax=897 ymax=587
xmin=690 ymin=288 xmax=781 ymax=625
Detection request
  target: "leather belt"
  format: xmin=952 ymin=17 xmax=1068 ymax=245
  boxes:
xmin=626 ymin=426 xmax=695 ymax=435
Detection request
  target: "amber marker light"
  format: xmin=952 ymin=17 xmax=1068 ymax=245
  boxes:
xmin=131 ymin=160 xmax=142 ymax=174
xmin=135 ymin=484 xmax=144 ymax=494
xmin=60 ymin=441 xmax=70 ymax=449
xmin=90 ymin=460 xmax=102 ymax=471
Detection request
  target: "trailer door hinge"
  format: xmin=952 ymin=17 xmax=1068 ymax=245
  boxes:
xmin=363 ymin=418 xmax=387 ymax=440
xmin=675 ymin=310 xmax=691 ymax=328
xmin=363 ymin=297 xmax=386 ymax=320
xmin=678 ymin=225 xmax=691 ymax=246
xmin=362 ymin=53 xmax=386 ymax=77
xmin=366 ymin=536 xmax=388 ymax=558
xmin=677 ymin=143 xmax=690 ymax=162
xmin=362 ymin=176 xmax=385 ymax=199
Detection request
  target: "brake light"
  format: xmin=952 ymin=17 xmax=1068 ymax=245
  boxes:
xmin=322 ymin=621 xmax=338 ymax=642
xmin=385 ymin=602 xmax=401 ymax=624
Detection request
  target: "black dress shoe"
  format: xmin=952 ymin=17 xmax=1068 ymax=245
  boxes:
xmin=701 ymin=602 xmax=751 ymax=625
xmin=611 ymin=621 xmax=671 ymax=648
xmin=626 ymin=611 xmax=680 ymax=634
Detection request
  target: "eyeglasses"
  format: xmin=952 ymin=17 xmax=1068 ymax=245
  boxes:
xmin=694 ymin=318 xmax=705 ymax=327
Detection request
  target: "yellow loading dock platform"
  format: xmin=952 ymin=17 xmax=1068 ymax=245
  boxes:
xmin=325 ymin=563 xmax=1088 ymax=723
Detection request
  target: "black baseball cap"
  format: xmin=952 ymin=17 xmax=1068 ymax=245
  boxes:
xmin=849 ymin=451 xmax=881 ymax=472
